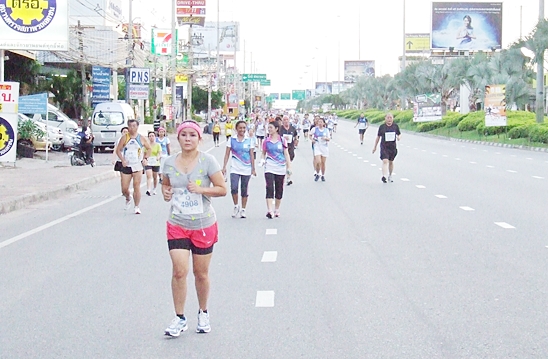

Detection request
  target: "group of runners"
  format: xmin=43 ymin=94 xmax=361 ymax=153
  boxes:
xmin=110 ymin=110 xmax=401 ymax=338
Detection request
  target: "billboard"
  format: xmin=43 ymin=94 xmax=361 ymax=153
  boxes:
xmin=344 ymin=61 xmax=375 ymax=82
xmin=191 ymin=22 xmax=240 ymax=53
xmin=151 ymin=28 xmax=178 ymax=56
xmin=0 ymin=0 xmax=69 ymax=51
xmin=413 ymin=93 xmax=442 ymax=122
xmin=315 ymin=82 xmax=332 ymax=95
xmin=227 ymin=84 xmax=238 ymax=109
xmin=431 ymin=2 xmax=503 ymax=51
xmin=484 ymin=84 xmax=507 ymax=127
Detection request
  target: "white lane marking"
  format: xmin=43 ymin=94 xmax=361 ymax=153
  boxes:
xmin=526 ymin=158 xmax=533 ymax=160
xmin=507 ymin=170 xmax=517 ymax=173
xmin=358 ymin=157 xmax=363 ymax=159
xmin=435 ymin=195 xmax=447 ymax=199
xmin=483 ymin=150 xmax=488 ymax=152
xmin=431 ymin=152 xmax=437 ymax=155
xmin=533 ymin=176 xmax=544 ymax=179
xmin=416 ymin=185 xmax=426 ymax=189
xmin=401 ymin=178 xmax=410 ymax=182
xmin=472 ymin=148 xmax=477 ymax=150
xmin=442 ymin=155 xmax=448 ymax=158
xmin=495 ymin=222 xmax=516 ymax=229
xmin=265 ymin=229 xmax=277 ymax=235
xmin=496 ymin=152 xmax=501 ymax=155
xmin=469 ymin=161 xmax=477 ymax=164
xmin=353 ymin=154 xmax=357 ymax=157
xmin=363 ymin=160 xmax=369 ymax=163
xmin=1 ymin=196 xmax=118 ymax=250
xmin=455 ymin=158 xmax=461 ymax=161
xmin=256 ymin=291 xmax=275 ymax=307
xmin=370 ymin=164 xmax=377 ymax=167
xmin=422 ymin=150 xmax=427 ymax=152
xmin=348 ymin=151 xmax=353 ymax=154
xmin=460 ymin=206 xmax=475 ymax=211
xmin=261 ymin=251 xmax=278 ymax=262
xmin=413 ymin=147 xmax=418 ymax=150
xmin=511 ymin=155 xmax=517 ymax=157
xmin=487 ymin=165 xmax=495 ymax=168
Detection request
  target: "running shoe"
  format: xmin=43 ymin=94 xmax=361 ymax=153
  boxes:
xmin=232 ymin=205 xmax=240 ymax=218
xmin=146 ymin=190 xmax=151 ymax=196
xmin=196 ymin=309 xmax=211 ymax=333
xmin=381 ymin=176 xmax=387 ymax=183
xmin=274 ymin=210 xmax=280 ymax=218
xmin=152 ymin=189 xmax=157 ymax=195
xmin=388 ymin=175 xmax=393 ymax=183
xmin=314 ymin=174 xmax=320 ymax=182
xmin=134 ymin=206 xmax=141 ymax=214
xmin=124 ymin=197 xmax=131 ymax=210
xmin=321 ymin=176 xmax=325 ymax=182
xmin=287 ymin=180 xmax=293 ymax=186
xmin=360 ymin=141 xmax=363 ymax=145
xmin=164 ymin=316 xmax=188 ymax=337
xmin=266 ymin=212 xmax=273 ymax=219
xmin=240 ymin=208 xmax=247 ymax=218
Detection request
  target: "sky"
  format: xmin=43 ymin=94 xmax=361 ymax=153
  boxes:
xmin=125 ymin=0 xmax=544 ymax=94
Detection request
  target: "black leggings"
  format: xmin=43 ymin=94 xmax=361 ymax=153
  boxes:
xmin=265 ymin=172 xmax=285 ymax=200
xmin=213 ymin=132 xmax=220 ymax=142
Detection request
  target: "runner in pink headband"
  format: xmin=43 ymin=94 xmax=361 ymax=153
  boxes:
xmin=177 ymin=121 xmax=203 ymax=138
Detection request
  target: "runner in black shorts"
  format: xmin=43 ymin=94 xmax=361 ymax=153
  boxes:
xmin=372 ymin=113 xmax=401 ymax=183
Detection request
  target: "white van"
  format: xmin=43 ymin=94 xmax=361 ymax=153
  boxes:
xmin=23 ymin=104 xmax=79 ymax=150
xmin=91 ymin=102 xmax=135 ymax=152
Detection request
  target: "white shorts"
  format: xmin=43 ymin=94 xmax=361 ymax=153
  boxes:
xmin=313 ymin=144 xmax=329 ymax=157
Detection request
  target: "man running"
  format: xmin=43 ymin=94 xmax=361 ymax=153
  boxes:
xmin=279 ymin=115 xmax=299 ymax=185
xmin=115 ymin=119 xmax=152 ymax=214
xmin=301 ymin=114 xmax=311 ymax=141
xmin=372 ymin=113 xmax=401 ymax=183
xmin=354 ymin=112 xmax=369 ymax=145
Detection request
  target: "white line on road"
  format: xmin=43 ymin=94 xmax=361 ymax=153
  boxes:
xmin=370 ymin=164 xmax=377 ymax=166
xmin=495 ymin=222 xmax=516 ymax=229
xmin=435 ymin=195 xmax=448 ymax=199
xmin=363 ymin=160 xmax=369 ymax=163
xmin=401 ymin=178 xmax=410 ymax=182
xmin=358 ymin=157 xmax=363 ymax=159
xmin=507 ymin=170 xmax=517 ymax=173
xmin=455 ymin=158 xmax=461 ymax=161
xmin=460 ymin=206 xmax=475 ymax=211
xmin=469 ymin=162 xmax=477 ymax=164
xmin=431 ymin=152 xmax=437 ymax=155
xmin=526 ymin=158 xmax=533 ymax=160
xmin=487 ymin=165 xmax=495 ymax=168
xmin=442 ymin=155 xmax=448 ymax=157
xmin=256 ymin=291 xmax=275 ymax=307
xmin=353 ymin=154 xmax=357 ymax=156
xmin=265 ymin=229 xmax=277 ymax=235
xmin=533 ymin=176 xmax=545 ymax=179
xmin=416 ymin=185 xmax=426 ymax=189
xmin=261 ymin=251 xmax=278 ymax=262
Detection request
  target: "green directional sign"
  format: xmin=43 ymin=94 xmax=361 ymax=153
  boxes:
xmin=292 ymin=90 xmax=306 ymax=100
xmin=280 ymin=93 xmax=291 ymax=100
xmin=242 ymin=73 xmax=267 ymax=82
xmin=260 ymin=80 xmax=271 ymax=86
xmin=266 ymin=96 xmax=274 ymax=103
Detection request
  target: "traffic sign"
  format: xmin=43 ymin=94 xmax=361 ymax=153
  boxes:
xmin=177 ymin=7 xmax=206 ymax=15
xmin=242 ymin=73 xmax=267 ymax=82
xmin=405 ymin=33 xmax=430 ymax=52
xmin=280 ymin=93 xmax=291 ymax=100
xmin=260 ymin=80 xmax=271 ymax=86
xmin=292 ymin=90 xmax=305 ymax=100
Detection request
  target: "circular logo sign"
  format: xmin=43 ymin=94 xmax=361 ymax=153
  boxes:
xmin=0 ymin=0 xmax=57 ymax=34
xmin=0 ymin=117 xmax=16 ymax=157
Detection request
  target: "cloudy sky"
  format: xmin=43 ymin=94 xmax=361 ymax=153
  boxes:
xmin=127 ymin=0 xmax=543 ymax=93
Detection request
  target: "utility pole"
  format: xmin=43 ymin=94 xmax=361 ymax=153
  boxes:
xmin=77 ymin=20 xmax=88 ymax=126
xmin=187 ymin=24 xmax=193 ymax=121
xmin=171 ymin=0 xmax=177 ymax=124
xmin=401 ymin=0 xmax=407 ymax=110
xmin=536 ymin=0 xmax=545 ymax=123
xmin=207 ymin=44 xmax=212 ymax=123
xmin=358 ymin=6 xmax=361 ymax=60
xmin=126 ymin=0 xmax=133 ymax=106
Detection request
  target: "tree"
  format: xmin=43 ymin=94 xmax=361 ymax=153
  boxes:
xmin=191 ymin=86 xmax=224 ymax=113
xmin=4 ymin=54 xmax=41 ymax=94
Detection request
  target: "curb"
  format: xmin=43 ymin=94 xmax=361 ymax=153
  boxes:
xmin=0 ymin=170 xmax=119 ymax=215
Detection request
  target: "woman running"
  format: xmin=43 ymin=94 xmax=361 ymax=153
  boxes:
xmin=224 ymin=118 xmax=233 ymax=140
xmin=261 ymin=121 xmax=291 ymax=218
xmin=255 ymin=116 xmax=266 ymax=149
xmin=162 ymin=120 xmax=227 ymax=337
xmin=156 ymin=127 xmax=171 ymax=182
xmin=212 ymin=120 xmax=221 ymax=147
xmin=311 ymin=117 xmax=330 ymax=182
xmin=221 ymin=120 xmax=256 ymax=219
xmin=145 ymin=131 xmax=162 ymax=196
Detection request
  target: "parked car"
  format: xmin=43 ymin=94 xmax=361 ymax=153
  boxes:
xmin=22 ymin=104 xmax=78 ymax=150
xmin=91 ymin=101 xmax=135 ymax=152
xmin=17 ymin=114 xmax=51 ymax=151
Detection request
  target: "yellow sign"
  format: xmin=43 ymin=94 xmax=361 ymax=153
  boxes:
xmin=405 ymin=33 xmax=430 ymax=52
xmin=175 ymin=74 xmax=188 ymax=83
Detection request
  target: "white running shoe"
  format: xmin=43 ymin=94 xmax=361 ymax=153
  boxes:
xmin=164 ymin=316 xmax=188 ymax=337
xmin=134 ymin=206 xmax=141 ymax=214
xmin=388 ymin=175 xmax=393 ymax=183
xmin=152 ymin=189 xmax=157 ymax=195
xmin=232 ymin=205 xmax=240 ymax=218
xmin=240 ymin=208 xmax=247 ymax=218
xmin=124 ymin=198 xmax=131 ymax=210
xmin=196 ymin=310 xmax=211 ymax=333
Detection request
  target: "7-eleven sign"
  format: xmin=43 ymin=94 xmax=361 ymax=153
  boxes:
xmin=151 ymin=28 xmax=178 ymax=56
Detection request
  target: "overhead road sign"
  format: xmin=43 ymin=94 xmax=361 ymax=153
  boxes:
xmin=280 ymin=93 xmax=291 ymax=100
xmin=405 ymin=33 xmax=430 ymax=52
xmin=242 ymin=74 xmax=267 ymax=82
xmin=292 ymin=90 xmax=305 ymax=100
xmin=260 ymin=80 xmax=271 ymax=86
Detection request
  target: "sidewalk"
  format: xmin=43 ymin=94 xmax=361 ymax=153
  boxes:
xmin=0 ymin=128 xmax=186 ymax=215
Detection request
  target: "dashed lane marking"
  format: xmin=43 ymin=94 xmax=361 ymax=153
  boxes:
xmin=487 ymin=165 xmax=495 ymax=168
xmin=261 ymin=251 xmax=278 ymax=262
xmin=256 ymin=291 xmax=275 ymax=307
xmin=370 ymin=164 xmax=377 ymax=167
xmin=460 ymin=206 xmax=475 ymax=211
xmin=358 ymin=157 xmax=363 ymax=159
xmin=435 ymin=195 xmax=447 ymax=199
xmin=507 ymin=170 xmax=517 ymax=173
xmin=401 ymin=178 xmax=410 ymax=182
xmin=495 ymin=222 xmax=516 ymax=229
xmin=416 ymin=185 xmax=426 ymax=189
xmin=469 ymin=162 xmax=477 ymax=164
xmin=265 ymin=229 xmax=277 ymax=235
xmin=363 ymin=160 xmax=369 ymax=163
xmin=533 ymin=176 xmax=544 ymax=179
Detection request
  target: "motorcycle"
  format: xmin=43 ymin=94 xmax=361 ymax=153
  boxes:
xmin=68 ymin=136 xmax=95 ymax=167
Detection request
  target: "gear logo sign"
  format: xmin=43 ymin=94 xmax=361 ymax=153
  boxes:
xmin=0 ymin=117 xmax=15 ymax=157
xmin=0 ymin=0 xmax=57 ymax=34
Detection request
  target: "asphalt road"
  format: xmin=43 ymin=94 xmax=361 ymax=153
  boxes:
xmin=1 ymin=119 xmax=548 ymax=358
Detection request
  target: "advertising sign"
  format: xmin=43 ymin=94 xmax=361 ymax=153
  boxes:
xmin=191 ymin=22 xmax=239 ymax=52
xmin=344 ymin=61 xmax=375 ymax=82
xmin=129 ymin=68 xmax=150 ymax=84
xmin=178 ymin=16 xmax=205 ymax=27
xmin=92 ymin=67 xmax=110 ymax=106
xmin=431 ymin=2 xmax=503 ymax=50
xmin=484 ymin=84 xmax=507 ymax=127
xmin=0 ymin=82 xmax=19 ymax=163
xmin=227 ymin=84 xmax=238 ymax=109
xmin=177 ymin=7 xmax=205 ymax=15
xmin=305 ymin=89 xmax=313 ymax=99
xmin=19 ymin=93 xmax=47 ymax=114
xmin=413 ymin=93 xmax=442 ymax=122
xmin=177 ymin=0 xmax=205 ymax=5
xmin=0 ymin=0 xmax=69 ymax=51
xmin=315 ymin=82 xmax=332 ymax=95
xmin=292 ymin=90 xmax=305 ymax=100
xmin=129 ymin=84 xmax=149 ymax=100
xmin=151 ymin=28 xmax=178 ymax=56
xmin=405 ymin=33 xmax=431 ymax=52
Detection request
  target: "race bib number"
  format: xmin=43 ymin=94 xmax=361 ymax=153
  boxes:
xmin=385 ymin=132 xmax=396 ymax=142
xmin=172 ymin=188 xmax=204 ymax=215
xmin=277 ymin=143 xmax=283 ymax=150
xmin=283 ymin=134 xmax=293 ymax=143
xmin=148 ymin=157 xmax=158 ymax=166
xmin=125 ymin=149 xmax=139 ymax=165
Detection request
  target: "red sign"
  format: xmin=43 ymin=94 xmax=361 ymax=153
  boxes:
xmin=177 ymin=16 xmax=206 ymax=27
xmin=177 ymin=0 xmax=206 ymax=6
xmin=177 ymin=7 xmax=206 ymax=15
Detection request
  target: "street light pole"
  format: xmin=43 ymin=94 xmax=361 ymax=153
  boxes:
xmin=536 ymin=0 xmax=545 ymax=123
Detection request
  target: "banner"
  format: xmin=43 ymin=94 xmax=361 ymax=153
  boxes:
xmin=315 ymin=82 xmax=332 ymax=95
xmin=413 ymin=93 xmax=442 ymax=122
xmin=484 ymin=84 xmax=507 ymax=127
xmin=92 ymin=66 xmax=111 ymax=107
xmin=227 ymin=84 xmax=238 ymax=108
xmin=344 ymin=61 xmax=375 ymax=82
xmin=191 ymin=22 xmax=240 ymax=52
xmin=0 ymin=82 xmax=20 ymax=163
xmin=431 ymin=2 xmax=503 ymax=51
xmin=0 ymin=0 xmax=69 ymax=50
xmin=151 ymin=28 xmax=178 ymax=56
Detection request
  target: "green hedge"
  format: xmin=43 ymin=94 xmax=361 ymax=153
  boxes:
xmin=529 ymin=125 xmax=548 ymax=143
xmin=443 ymin=112 xmax=466 ymax=127
xmin=394 ymin=110 xmax=414 ymax=124
xmin=457 ymin=111 xmax=485 ymax=131
xmin=417 ymin=121 xmax=445 ymax=132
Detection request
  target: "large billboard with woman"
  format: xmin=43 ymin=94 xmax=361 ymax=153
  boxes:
xmin=431 ymin=2 xmax=502 ymax=51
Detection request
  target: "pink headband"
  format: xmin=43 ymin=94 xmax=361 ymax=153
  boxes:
xmin=177 ymin=121 xmax=203 ymax=138
xmin=158 ymin=127 xmax=166 ymax=132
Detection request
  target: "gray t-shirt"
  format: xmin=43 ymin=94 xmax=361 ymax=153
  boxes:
xmin=164 ymin=152 xmax=221 ymax=230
